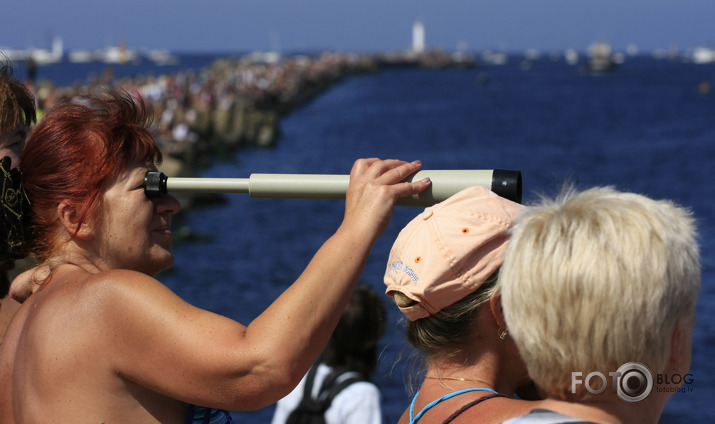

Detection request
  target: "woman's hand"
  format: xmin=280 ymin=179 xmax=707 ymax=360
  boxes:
xmin=9 ymin=265 xmax=48 ymax=303
xmin=342 ymin=158 xmax=431 ymax=242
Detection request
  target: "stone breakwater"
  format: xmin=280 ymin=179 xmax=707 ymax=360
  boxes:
xmin=30 ymin=50 xmax=474 ymax=210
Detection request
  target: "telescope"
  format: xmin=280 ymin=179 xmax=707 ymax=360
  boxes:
xmin=144 ymin=169 xmax=522 ymax=206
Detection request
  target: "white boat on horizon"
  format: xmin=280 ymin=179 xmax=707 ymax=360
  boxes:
xmin=95 ymin=44 xmax=140 ymax=65
xmin=585 ymin=41 xmax=618 ymax=73
xmin=0 ymin=37 xmax=64 ymax=65
xmin=68 ymin=49 xmax=95 ymax=63
xmin=141 ymin=49 xmax=179 ymax=66
xmin=691 ymin=47 xmax=715 ymax=64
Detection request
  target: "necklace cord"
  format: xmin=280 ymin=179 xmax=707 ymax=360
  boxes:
xmin=424 ymin=375 xmax=495 ymax=389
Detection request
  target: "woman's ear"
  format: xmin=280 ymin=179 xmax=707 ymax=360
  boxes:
xmin=57 ymin=200 xmax=93 ymax=240
xmin=669 ymin=316 xmax=691 ymax=368
xmin=489 ymin=292 xmax=507 ymax=330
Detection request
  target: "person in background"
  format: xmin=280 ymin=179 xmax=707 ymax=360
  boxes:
xmin=0 ymin=89 xmax=431 ymax=423
xmin=272 ymin=283 xmax=387 ymax=424
xmin=383 ymin=186 xmax=542 ymax=424
xmin=0 ymin=61 xmax=36 ymax=342
xmin=500 ymin=186 xmax=700 ymax=424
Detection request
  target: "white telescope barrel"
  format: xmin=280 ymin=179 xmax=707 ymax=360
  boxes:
xmin=147 ymin=169 xmax=522 ymax=206
xmin=166 ymin=177 xmax=251 ymax=193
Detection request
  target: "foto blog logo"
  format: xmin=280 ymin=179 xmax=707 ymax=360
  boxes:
xmin=571 ymin=362 xmax=654 ymax=402
xmin=571 ymin=362 xmax=695 ymax=402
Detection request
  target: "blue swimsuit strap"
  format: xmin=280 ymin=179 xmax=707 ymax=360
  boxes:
xmin=409 ymin=387 xmax=499 ymax=424
xmin=185 ymin=404 xmax=234 ymax=424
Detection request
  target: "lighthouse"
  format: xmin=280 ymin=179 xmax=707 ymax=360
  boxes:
xmin=412 ymin=20 xmax=425 ymax=53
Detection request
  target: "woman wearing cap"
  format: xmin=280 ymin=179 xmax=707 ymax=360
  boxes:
xmin=500 ymin=186 xmax=700 ymax=423
xmin=0 ymin=90 xmax=431 ymax=422
xmin=384 ymin=186 xmax=541 ymax=424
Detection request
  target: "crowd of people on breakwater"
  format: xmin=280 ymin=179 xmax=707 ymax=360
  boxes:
xmin=25 ymin=52 xmax=381 ymax=176
xmin=19 ymin=49 xmax=475 ymax=180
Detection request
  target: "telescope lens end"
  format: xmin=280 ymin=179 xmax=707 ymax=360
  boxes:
xmin=144 ymin=171 xmax=168 ymax=198
xmin=491 ymin=169 xmax=522 ymax=204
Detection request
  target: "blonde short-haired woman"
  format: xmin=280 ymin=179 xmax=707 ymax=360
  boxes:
xmin=501 ymin=186 xmax=700 ymax=424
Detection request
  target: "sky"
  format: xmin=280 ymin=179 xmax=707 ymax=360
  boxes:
xmin=1 ymin=0 xmax=714 ymax=55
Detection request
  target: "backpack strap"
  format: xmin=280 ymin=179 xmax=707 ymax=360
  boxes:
xmin=316 ymin=367 xmax=342 ymax=401
xmin=319 ymin=372 xmax=364 ymax=406
xmin=285 ymin=365 xmax=325 ymax=424
xmin=297 ymin=364 xmax=366 ymax=416
xmin=301 ymin=363 xmax=321 ymax=403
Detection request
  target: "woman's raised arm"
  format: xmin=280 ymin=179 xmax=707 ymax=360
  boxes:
xmin=106 ymin=158 xmax=430 ymax=410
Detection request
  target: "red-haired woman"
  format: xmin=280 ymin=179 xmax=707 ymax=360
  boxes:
xmin=0 ymin=90 xmax=430 ymax=423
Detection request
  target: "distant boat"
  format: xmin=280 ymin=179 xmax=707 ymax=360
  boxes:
xmin=95 ymin=41 xmax=140 ymax=65
xmin=69 ymin=46 xmax=176 ymax=65
xmin=142 ymin=49 xmax=178 ymax=66
xmin=242 ymin=51 xmax=283 ymax=65
xmin=480 ymin=50 xmax=508 ymax=65
xmin=0 ymin=47 xmax=30 ymax=62
xmin=68 ymin=50 xmax=94 ymax=63
xmin=564 ymin=49 xmax=579 ymax=65
xmin=29 ymin=37 xmax=64 ymax=65
xmin=0 ymin=37 xmax=63 ymax=65
xmin=585 ymin=41 xmax=617 ymax=73
xmin=692 ymin=47 xmax=715 ymax=64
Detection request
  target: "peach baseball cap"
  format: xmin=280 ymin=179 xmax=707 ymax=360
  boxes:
xmin=384 ymin=185 xmax=525 ymax=321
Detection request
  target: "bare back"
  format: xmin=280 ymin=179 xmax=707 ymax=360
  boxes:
xmin=0 ymin=296 xmax=20 ymax=343
xmin=0 ymin=265 xmax=187 ymax=423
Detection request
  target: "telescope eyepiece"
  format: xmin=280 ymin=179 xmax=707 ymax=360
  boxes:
xmin=491 ymin=169 xmax=522 ymax=204
xmin=144 ymin=171 xmax=168 ymax=198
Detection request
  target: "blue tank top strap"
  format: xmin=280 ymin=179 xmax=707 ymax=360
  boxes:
xmin=409 ymin=387 xmax=499 ymax=424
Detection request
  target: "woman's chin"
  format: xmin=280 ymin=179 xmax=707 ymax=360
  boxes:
xmin=143 ymin=250 xmax=175 ymax=275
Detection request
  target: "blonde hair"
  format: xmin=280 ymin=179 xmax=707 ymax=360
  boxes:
xmin=397 ymin=272 xmax=500 ymax=395
xmin=500 ymin=186 xmax=700 ymax=398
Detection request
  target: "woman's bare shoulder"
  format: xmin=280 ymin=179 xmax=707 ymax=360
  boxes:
xmin=77 ymin=269 xmax=179 ymax=312
xmin=452 ymin=397 xmax=542 ymax=423
xmin=81 ymin=269 xmax=167 ymax=294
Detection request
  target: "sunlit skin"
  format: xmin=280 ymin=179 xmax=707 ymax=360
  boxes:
xmin=0 ymin=158 xmax=431 ymax=422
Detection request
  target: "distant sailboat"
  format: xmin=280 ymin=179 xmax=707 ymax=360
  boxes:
xmin=586 ymin=41 xmax=617 ymax=73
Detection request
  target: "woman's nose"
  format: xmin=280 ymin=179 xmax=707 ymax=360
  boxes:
xmin=155 ymin=193 xmax=182 ymax=215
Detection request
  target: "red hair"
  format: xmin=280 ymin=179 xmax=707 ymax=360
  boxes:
xmin=21 ymin=90 xmax=162 ymax=261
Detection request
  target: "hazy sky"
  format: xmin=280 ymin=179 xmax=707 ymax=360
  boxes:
xmin=2 ymin=1 xmax=714 ymax=54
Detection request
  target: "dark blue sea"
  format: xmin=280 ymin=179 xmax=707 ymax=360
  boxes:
xmin=21 ymin=53 xmax=715 ymax=423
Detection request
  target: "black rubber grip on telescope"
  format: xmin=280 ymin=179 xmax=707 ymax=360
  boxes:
xmin=491 ymin=169 xmax=522 ymax=204
xmin=144 ymin=171 xmax=168 ymax=198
